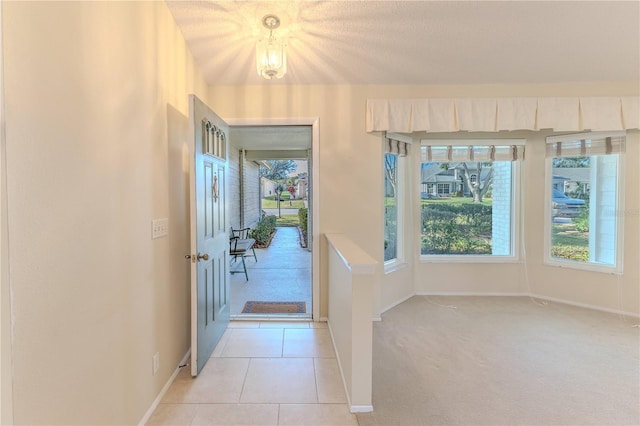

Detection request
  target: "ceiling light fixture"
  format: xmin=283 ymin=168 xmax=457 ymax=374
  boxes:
xmin=256 ymin=14 xmax=287 ymax=80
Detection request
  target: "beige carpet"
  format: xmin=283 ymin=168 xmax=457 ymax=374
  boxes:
xmin=357 ymin=296 xmax=640 ymax=426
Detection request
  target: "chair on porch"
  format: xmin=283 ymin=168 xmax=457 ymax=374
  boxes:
xmin=230 ymin=227 xmax=257 ymax=262
xmin=229 ymin=232 xmax=256 ymax=281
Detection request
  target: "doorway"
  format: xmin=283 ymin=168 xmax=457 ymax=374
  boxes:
xmin=226 ymin=118 xmax=319 ymax=320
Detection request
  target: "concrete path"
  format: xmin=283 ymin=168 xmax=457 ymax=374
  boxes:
xmin=230 ymin=226 xmax=311 ymax=318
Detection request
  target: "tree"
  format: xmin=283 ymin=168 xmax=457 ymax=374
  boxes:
xmin=384 ymin=154 xmax=398 ymax=197
xmin=260 ymin=160 xmax=297 ymax=181
xmin=552 ymin=157 xmax=590 ymax=168
xmin=460 ymin=162 xmax=493 ymax=203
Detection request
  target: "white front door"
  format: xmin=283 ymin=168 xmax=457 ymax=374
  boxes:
xmin=189 ymin=95 xmax=230 ymax=376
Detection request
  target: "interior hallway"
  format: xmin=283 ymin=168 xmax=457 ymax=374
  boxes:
xmin=231 ymin=226 xmax=312 ymax=317
xmin=147 ymin=321 xmax=357 ymax=425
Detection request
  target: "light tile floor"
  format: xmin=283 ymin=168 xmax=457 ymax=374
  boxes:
xmin=147 ymin=321 xmax=358 ymax=426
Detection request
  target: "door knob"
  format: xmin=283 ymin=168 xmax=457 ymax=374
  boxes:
xmin=197 ymin=253 xmax=209 ymax=261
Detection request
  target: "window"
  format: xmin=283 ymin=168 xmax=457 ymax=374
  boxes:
xmin=384 ymin=153 xmax=400 ymax=262
xmin=437 ymin=183 xmax=450 ymax=195
xmin=384 ymin=136 xmax=408 ymax=266
xmin=420 ymin=141 xmax=524 ymax=260
xmin=545 ymin=132 xmax=625 ymax=273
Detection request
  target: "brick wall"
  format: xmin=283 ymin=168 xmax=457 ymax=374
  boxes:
xmin=491 ymin=161 xmax=512 ymax=255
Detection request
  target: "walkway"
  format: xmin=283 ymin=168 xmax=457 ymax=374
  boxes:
xmin=230 ymin=226 xmax=312 ymax=317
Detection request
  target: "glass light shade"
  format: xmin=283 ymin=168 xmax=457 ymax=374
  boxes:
xmin=256 ymin=36 xmax=287 ymax=79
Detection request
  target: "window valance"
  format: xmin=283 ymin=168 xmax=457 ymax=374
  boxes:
xmin=366 ymin=97 xmax=639 ymax=133
xmin=421 ymin=140 xmax=526 ymax=162
xmin=545 ymin=131 xmax=626 ymax=158
xmin=385 ymin=137 xmax=410 ymax=157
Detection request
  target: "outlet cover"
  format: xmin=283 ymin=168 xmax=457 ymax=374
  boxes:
xmin=152 ymin=218 xmax=169 ymax=239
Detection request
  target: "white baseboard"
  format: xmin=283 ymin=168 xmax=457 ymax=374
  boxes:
xmin=414 ymin=292 xmax=640 ymax=318
xmin=416 ymin=292 xmax=525 ymax=297
xmin=138 ymin=349 xmax=191 ymax=426
xmin=530 ymin=294 xmax=640 ymax=318
xmin=327 ymin=321 xmax=376 ymax=413
xmin=326 ymin=322 xmax=352 ymax=409
xmin=380 ymin=293 xmax=418 ymax=315
xmin=350 ymin=405 xmax=374 ymax=413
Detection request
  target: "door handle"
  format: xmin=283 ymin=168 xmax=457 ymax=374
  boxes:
xmin=197 ymin=253 xmax=209 ymax=261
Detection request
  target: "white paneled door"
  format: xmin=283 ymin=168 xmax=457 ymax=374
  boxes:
xmin=189 ymin=95 xmax=230 ymax=376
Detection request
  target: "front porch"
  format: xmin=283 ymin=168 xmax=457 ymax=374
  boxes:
xmin=230 ymin=226 xmax=312 ymax=319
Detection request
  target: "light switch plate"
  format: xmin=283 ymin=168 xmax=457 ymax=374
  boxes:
xmin=152 ymin=218 xmax=169 ymax=239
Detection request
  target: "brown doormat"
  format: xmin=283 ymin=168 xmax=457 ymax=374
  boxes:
xmin=242 ymin=301 xmax=306 ymax=314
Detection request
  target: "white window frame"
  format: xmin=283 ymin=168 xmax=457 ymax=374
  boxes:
xmin=419 ymin=139 xmax=523 ymax=264
xmin=436 ymin=183 xmax=450 ymax=195
xmin=543 ymin=131 xmax=625 ymax=274
xmin=383 ymin=135 xmax=408 ymax=273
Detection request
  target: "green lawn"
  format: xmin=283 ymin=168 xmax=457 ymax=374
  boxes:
xmin=384 ymin=196 xmax=492 ymax=207
xmin=262 ymin=198 xmax=306 ymax=209
xmin=552 ymin=224 xmax=588 ymax=246
xmin=551 ymin=222 xmax=589 ymax=261
xmin=422 ymin=196 xmax=492 ymax=206
xmin=275 ymin=214 xmax=300 ymax=227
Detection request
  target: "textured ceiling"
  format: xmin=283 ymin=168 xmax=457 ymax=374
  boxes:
xmin=230 ymin=125 xmax=311 ymax=150
xmin=166 ymin=1 xmax=640 ymax=86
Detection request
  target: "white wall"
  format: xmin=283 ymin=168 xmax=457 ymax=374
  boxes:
xmin=0 ymin=1 xmax=13 ymax=422
xmin=243 ymin=160 xmax=261 ymax=228
xmin=228 ymin=146 xmax=241 ymax=231
xmin=3 ymin=2 xmax=208 ymax=424
xmin=227 ymin=147 xmax=261 ymax=230
xmin=208 ymin=84 xmax=639 ymax=318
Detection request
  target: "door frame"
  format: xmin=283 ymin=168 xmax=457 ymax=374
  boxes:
xmin=226 ymin=117 xmax=320 ymax=321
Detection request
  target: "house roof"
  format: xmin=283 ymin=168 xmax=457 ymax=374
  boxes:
xmin=552 ymin=168 xmax=591 ymax=183
xmin=166 ymin=1 xmax=639 ymax=86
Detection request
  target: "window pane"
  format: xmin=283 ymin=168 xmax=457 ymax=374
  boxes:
xmin=384 ymin=153 xmax=398 ymax=262
xmin=420 ymin=157 xmax=513 ymax=256
xmin=550 ymin=155 xmax=618 ymax=266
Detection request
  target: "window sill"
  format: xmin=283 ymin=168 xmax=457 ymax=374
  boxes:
xmin=384 ymin=261 xmax=409 ymax=274
xmin=420 ymin=255 xmax=520 ymax=264
xmin=544 ymin=259 xmax=622 ymax=275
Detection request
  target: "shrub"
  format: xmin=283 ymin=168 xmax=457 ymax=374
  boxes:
xmin=249 ymin=215 xmax=277 ymax=246
xmin=573 ymin=203 xmax=590 ymax=233
xmin=421 ymin=202 xmax=492 ymax=255
xmin=298 ymin=207 xmax=309 ymax=248
xmin=298 ymin=208 xmax=308 ymax=234
xmin=551 ymin=245 xmax=589 ymax=262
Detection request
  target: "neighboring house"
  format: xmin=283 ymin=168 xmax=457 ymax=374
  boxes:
xmin=297 ymin=173 xmax=308 ymax=200
xmin=260 ymin=176 xmax=278 ymax=198
xmin=552 ymin=167 xmax=591 ymax=197
xmin=420 ymin=162 xmax=491 ymax=197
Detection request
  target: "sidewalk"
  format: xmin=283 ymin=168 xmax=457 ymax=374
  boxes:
xmin=262 ymin=198 xmax=308 ymax=217
xmin=262 ymin=208 xmax=300 ymax=215
xmin=230 ymin=226 xmax=311 ymax=317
